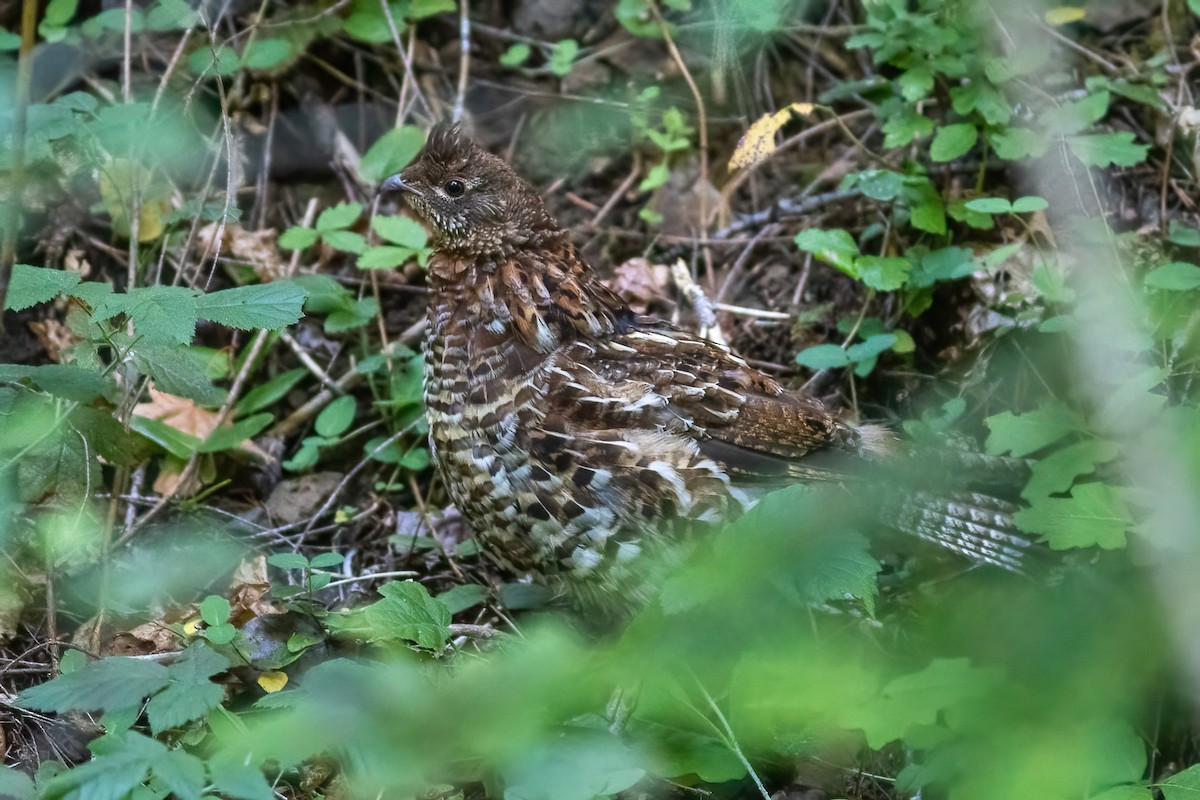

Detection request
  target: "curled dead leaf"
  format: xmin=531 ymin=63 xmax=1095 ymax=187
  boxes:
xmin=728 ymin=102 xmax=815 ymax=171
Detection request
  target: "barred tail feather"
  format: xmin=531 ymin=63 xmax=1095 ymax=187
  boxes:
xmin=892 ymin=490 xmax=1033 ymax=572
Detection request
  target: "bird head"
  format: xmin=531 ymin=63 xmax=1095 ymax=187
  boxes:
xmin=381 ymin=123 xmax=553 ymax=253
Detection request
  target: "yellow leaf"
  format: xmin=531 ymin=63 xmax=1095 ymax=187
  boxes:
xmin=257 ymin=670 xmax=289 ymax=693
xmin=1044 ymin=6 xmax=1085 ymax=25
xmin=727 ymin=102 xmax=814 ymax=171
xmin=182 ymin=617 xmax=203 ymax=636
xmin=97 ymin=158 xmax=173 ymax=242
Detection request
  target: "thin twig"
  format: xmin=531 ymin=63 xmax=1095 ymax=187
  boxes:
xmin=651 ymin=1 xmax=710 ymax=232
xmin=453 ymin=0 xmax=471 ymax=123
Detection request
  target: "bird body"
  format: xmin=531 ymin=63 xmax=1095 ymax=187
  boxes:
xmin=384 ymin=124 xmax=1028 ymax=606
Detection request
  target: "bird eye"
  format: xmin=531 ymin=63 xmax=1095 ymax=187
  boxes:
xmin=443 ymin=179 xmax=466 ymax=198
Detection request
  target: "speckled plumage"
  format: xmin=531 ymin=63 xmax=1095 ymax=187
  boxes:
xmin=383 ymin=124 xmax=1029 ymax=609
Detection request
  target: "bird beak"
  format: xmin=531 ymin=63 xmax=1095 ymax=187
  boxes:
xmin=381 ymin=173 xmax=423 ymax=197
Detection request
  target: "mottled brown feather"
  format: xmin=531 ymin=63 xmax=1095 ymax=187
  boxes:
xmin=384 ymin=123 xmax=1029 ymax=608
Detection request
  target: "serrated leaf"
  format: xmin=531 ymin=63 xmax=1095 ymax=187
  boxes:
xmin=0 ymin=364 xmax=115 ymax=403
xmin=437 ymin=583 xmax=487 ymax=614
xmin=4 ymin=264 xmax=81 ymax=311
xmin=129 ymin=340 xmax=227 ymax=406
xmin=794 ymin=228 xmax=860 ymax=276
xmin=99 ymin=284 xmax=200 ymax=344
xmin=929 ymin=123 xmax=978 ymax=162
xmin=1013 ymin=482 xmax=1131 ymax=549
xmin=1164 ymin=764 xmax=1200 ymax=800
xmin=316 ymin=202 xmax=363 ymax=233
xmin=1145 ymin=262 xmax=1200 ymax=291
xmin=196 ymin=281 xmax=308 ymax=330
xmin=326 ymin=580 xmax=452 ymax=649
xmin=372 ymin=215 xmax=428 ymax=249
xmin=856 ymin=256 xmax=911 ymax=290
xmin=985 ymin=404 xmax=1080 ymax=457
xmin=16 ymin=657 xmax=171 ymax=714
xmin=278 ymin=226 xmax=318 ymax=250
xmin=151 ymin=749 xmax=207 ymax=800
xmin=1022 ymin=440 xmax=1119 ymax=501
xmin=146 ymin=644 xmax=231 ymax=733
xmin=1067 ymin=132 xmax=1148 ymax=168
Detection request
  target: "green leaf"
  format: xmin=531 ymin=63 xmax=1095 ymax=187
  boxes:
xmin=639 ymin=162 xmax=671 ymax=192
xmin=407 ymin=0 xmax=455 ymax=18
xmin=42 ymin=0 xmax=78 ymax=28
xmin=1022 ymin=440 xmax=1119 ymax=501
xmin=929 ymin=123 xmax=978 ymax=162
xmin=503 ymin=732 xmax=646 ymax=800
xmin=795 ymin=344 xmax=851 ymax=370
xmin=1164 ymin=764 xmax=1200 ymax=800
xmin=1014 ymin=482 xmax=1131 ymax=550
xmin=267 ymin=553 xmax=310 ymax=570
xmin=147 ymin=0 xmax=199 ymax=30
xmin=964 ymin=198 xmax=1012 ymax=214
xmin=242 ymin=37 xmax=294 ymax=70
xmin=361 ymin=126 xmax=426 ymax=184
xmin=985 ymin=403 xmax=1079 ymax=457
xmin=1168 ymin=220 xmax=1200 ymax=247
xmin=990 ymin=126 xmax=1047 ymax=160
xmin=548 ymin=38 xmax=579 ymax=77
xmin=1011 ymin=195 xmax=1049 ymax=213
xmin=794 ymin=228 xmax=860 ymax=277
xmin=5 ymin=264 xmax=82 ymax=310
xmin=842 ymin=659 xmax=995 ymax=749
xmin=0 ymin=29 xmax=21 ymax=50
xmin=0 ymin=364 xmax=115 ymax=403
xmin=847 ymin=334 xmax=898 ymax=362
xmin=16 ymin=657 xmax=171 ymax=714
xmin=315 ymin=395 xmax=356 ymax=437
xmin=199 ymin=413 xmax=273 ymax=453
xmin=130 ymin=416 xmax=203 ymax=458
xmin=204 ymin=623 xmax=237 ymax=645
xmin=188 ymin=44 xmax=240 ymax=76
xmin=898 ymin=65 xmax=934 ymax=101
xmin=150 ymin=750 xmax=207 ymax=800
xmin=196 ymin=281 xmax=308 ymax=330
xmin=437 ymin=583 xmax=488 ymax=614
xmin=145 ymin=644 xmax=231 ymax=734
xmin=372 ymin=215 xmax=428 ymax=249
xmin=128 ymin=340 xmax=227 ymax=405
xmin=207 ymin=755 xmax=274 ymax=800
xmin=500 ymin=42 xmax=531 ymax=66
xmin=316 ymin=202 xmax=363 ymax=233
xmin=358 ymin=246 xmax=417 ymax=270
xmin=236 ymin=367 xmax=307 ymax=416
xmin=309 ymin=552 xmax=346 ymax=569
xmin=200 ymin=594 xmax=231 ymax=625
xmin=1145 ymin=262 xmax=1200 ymax=291
xmin=856 ymin=256 xmax=911 ymax=291
xmin=325 ymin=580 xmax=452 ymax=649
xmin=1092 ymin=787 xmax=1152 ymax=800
xmin=278 ymin=226 xmax=319 ymax=250
xmin=1067 ymin=132 xmax=1148 ymax=168
xmin=0 ymin=766 xmax=35 ymax=800
xmin=909 ymin=246 xmax=976 ymax=288
xmin=322 ymin=229 xmax=367 ymax=254
xmin=325 ymin=296 xmax=379 ymax=332
xmin=98 ymin=284 xmax=200 ymax=345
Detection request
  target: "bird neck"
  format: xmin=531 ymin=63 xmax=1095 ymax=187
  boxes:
xmin=426 ymin=239 xmax=631 ymax=355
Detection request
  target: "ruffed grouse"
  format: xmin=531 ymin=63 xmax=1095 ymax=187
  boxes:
xmin=382 ymin=124 xmax=1029 ymax=609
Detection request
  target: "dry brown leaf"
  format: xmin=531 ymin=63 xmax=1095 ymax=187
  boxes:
xmin=63 ymin=248 xmax=93 ymax=278
xmin=728 ymin=102 xmax=814 ymax=171
xmin=197 ymin=222 xmax=285 ymax=281
xmin=28 ymin=319 xmax=79 ymax=364
xmin=134 ymin=388 xmax=223 ymax=440
xmin=229 ymin=556 xmax=284 ymax=624
xmin=606 ymin=258 xmax=671 ymax=314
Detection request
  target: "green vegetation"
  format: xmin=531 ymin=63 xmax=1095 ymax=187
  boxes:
xmin=3 ymin=0 xmax=1200 ymax=798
